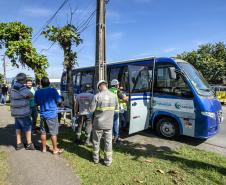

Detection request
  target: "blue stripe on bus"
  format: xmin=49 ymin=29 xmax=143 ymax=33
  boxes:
xmin=131 ymin=98 xmax=150 ymax=101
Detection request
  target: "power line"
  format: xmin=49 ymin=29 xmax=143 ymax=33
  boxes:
xmin=32 ymin=0 xmax=69 ymax=43
xmin=40 ymin=42 xmax=56 ymax=54
xmin=75 ymin=0 xmax=95 ymax=26
xmin=78 ymin=9 xmax=96 ymax=33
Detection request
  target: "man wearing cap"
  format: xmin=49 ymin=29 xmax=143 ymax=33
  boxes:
xmin=74 ymin=84 xmax=94 ymax=145
xmin=10 ymin=73 xmax=35 ymax=150
xmin=109 ymin=79 xmax=128 ymax=143
xmin=90 ymin=80 xmax=118 ymax=166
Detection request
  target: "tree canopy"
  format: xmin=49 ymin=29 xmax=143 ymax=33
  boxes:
xmin=177 ymin=42 xmax=226 ymax=84
xmin=43 ymin=24 xmax=82 ymax=108
xmin=42 ymin=24 xmax=82 ymax=69
xmin=0 ymin=22 xmax=48 ymax=81
xmin=0 ymin=73 xmax=4 ymax=84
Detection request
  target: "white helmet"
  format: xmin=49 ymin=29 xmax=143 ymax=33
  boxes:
xmin=97 ymin=80 xmax=108 ymax=89
xmin=111 ymin=79 xmax=119 ymax=86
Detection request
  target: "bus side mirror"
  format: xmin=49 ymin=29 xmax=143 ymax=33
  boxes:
xmin=169 ymin=67 xmax=177 ymax=80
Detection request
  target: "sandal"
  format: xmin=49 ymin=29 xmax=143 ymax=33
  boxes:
xmin=53 ymin=149 xmax=64 ymax=155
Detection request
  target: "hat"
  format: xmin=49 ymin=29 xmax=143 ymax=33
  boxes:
xmin=111 ymin=79 xmax=119 ymax=86
xmin=97 ymin=80 xmax=108 ymax=89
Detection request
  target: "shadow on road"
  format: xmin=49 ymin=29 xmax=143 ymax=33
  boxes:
xmin=138 ymin=129 xmax=207 ymax=146
xmin=57 ymin=126 xmax=226 ymax=181
xmin=0 ymin=124 xmax=41 ymax=150
xmin=0 ymin=124 xmax=16 ymax=148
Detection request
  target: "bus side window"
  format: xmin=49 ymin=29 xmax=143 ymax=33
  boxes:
xmin=120 ymin=67 xmax=129 ymax=92
xmin=61 ymin=72 xmax=67 ymax=91
xmin=81 ymin=71 xmax=94 ymax=92
xmin=130 ymin=66 xmax=151 ymax=93
xmin=76 ymin=73 xmax=81 ymax=87
xmin=109 ymin=67 xmax=120 ymax=83
xmin=155 ymin=66 xmax=192 ymax=97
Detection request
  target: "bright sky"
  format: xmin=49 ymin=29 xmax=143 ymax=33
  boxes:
xmin=0 ymin=0 xmax=226 ymax=78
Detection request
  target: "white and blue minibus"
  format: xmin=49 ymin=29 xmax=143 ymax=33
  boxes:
xmin=60 ymin=57 xmax=223 ymax=139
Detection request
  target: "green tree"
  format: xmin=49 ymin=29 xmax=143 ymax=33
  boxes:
xmin=177 ymin=42 xmax=226 ymax=84
xmin=0 ymin=73 xmax=4 ymax=84
xmin=0 ymin=22 xmax=48 ymax=82
xmin=43 ymin=24 xmax=82 ymax=107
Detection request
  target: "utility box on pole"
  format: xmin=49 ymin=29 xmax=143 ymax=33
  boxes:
xmin=94 ymin=0 xmax=107 ymax=91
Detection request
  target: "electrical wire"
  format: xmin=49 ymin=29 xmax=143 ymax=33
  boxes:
xmin=78 ymin=9 xmax=96 ymax=33
xmin=32 ymin=0 xmax=69 ymax=43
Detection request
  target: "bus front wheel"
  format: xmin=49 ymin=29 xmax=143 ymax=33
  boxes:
xmin=156 ymin=117 xmax=180 ymax=139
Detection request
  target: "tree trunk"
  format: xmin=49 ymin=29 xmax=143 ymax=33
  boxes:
xmin=66 ymin=67 xmax=74 ymax=112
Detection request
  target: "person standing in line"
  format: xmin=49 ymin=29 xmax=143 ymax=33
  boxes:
xmin=10 ymin=73 xmax=35 ymax=150
xmin=26 ymin=79 xmax=38 ymax=133
xmin=90 ymin=80 xmax=118 ymax=166
xmin=109 ymin=79 xmax=128 ymax=143
xmin=1 ymin=84 xmax=9 ymax=105
xmin=57 ymin=96 xmax=65 ymax=124
xmin=0 ymin=84 xmax=2 ymax=105
xmin=34 ymin=77 xmax=63 ymax=154
xmin=74 ymin=84 xmax=94 ymax=145
xmin=119 ymin=86 xmax=128 ymax=130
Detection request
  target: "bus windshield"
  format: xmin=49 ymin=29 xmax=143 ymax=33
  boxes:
xmin=177 ymin=62 xmax=213 ymax=97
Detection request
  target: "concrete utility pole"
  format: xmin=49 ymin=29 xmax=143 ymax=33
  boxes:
xmin=95 ymin=0 xmax=107 ymax=91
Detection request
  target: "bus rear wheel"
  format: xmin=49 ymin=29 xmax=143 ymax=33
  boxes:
xmin=156 ymin=117 xmax=179 ymax=139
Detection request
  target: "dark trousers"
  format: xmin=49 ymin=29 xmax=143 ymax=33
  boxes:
xmin=77 ymin=115 xmax=92 ymax=142
xmin=31 ymin=107 xmax=38 ymax=130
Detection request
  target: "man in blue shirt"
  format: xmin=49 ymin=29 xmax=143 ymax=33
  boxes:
xmin=34 ymin=77 xmax=63 ymax=154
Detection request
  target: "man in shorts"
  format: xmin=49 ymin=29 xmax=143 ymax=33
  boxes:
xmin=34 ymin=77 xmax=63 ymax=154
xmin=26 ymin=79 xmax=38 ymax=133
xmin=10 ymin=73 xmax=35 ymax=150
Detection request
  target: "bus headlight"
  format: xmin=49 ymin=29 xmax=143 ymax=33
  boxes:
xmin=201 ymin=112 xmax=216 ymax=119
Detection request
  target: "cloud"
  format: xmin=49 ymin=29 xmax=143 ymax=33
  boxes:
xmin=162 ymin=48 xmax=176 ymax=53
xmin=108 ymin=32 xmax=124 ymax=41
xmin=107 ymin=11 xmax=121 ymax=19
xmin=107 ymin=11 xmax=136 ymax=24
xmin=21 ymin=7 xmax=53 ymax=17
xmin=107 ymin=32 xmax=124 ymax=50
xmin=193 ymin=40 xmax=207 ymax=47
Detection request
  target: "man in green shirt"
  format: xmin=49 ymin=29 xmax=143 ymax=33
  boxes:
xmin=26 ymin=79 xmax=38 ymax=133
xmin=109 ymin=79 xmax=128 ymax=143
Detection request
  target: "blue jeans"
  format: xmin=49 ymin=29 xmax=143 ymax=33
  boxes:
xmin=113 ymin=112 xmax=119 ymax=139
xmin=15 ymin=116 xmax=32 ymax=132
xmin=120 ymin=111 xmax=127 ymax=128
xmin=1 ymin=94 xmax=6 ymax=104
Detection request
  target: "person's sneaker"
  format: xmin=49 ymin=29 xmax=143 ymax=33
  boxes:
xmin=16 ymin=143 xmax=24 ymax=150
xmin=25 ymin=143 xmax=35 ymax=150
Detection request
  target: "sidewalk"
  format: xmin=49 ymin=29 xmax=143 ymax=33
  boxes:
xmin=0 ymin=106 xmax=81 ymax=185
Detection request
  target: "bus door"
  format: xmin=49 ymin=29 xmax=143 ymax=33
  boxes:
xmin=128 ymin=65 xmax=152 ymax=134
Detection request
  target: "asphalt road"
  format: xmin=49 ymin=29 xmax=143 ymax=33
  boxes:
xmin=126 ymin=105 xmax=226 ymax=156
xmin=205 ymin=105 xmax=226 ymax=148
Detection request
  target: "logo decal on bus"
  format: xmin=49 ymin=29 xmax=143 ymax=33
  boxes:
xmin=175 ymin=102 xmax=181 ymax=109
xmin=175 ymin=102 xmax=193 ymax=110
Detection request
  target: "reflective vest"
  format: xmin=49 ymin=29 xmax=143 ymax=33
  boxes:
xmin=109 ymin=87 xmax=119 ymax=112
xmin=109 ymin=87 xmax=127 ymax=112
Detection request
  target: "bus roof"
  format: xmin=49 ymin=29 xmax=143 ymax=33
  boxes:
xmin=65 ymin=57 xmax=179 ymax=73
xmin=49 ymin=79 xmax=61 ymax=83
